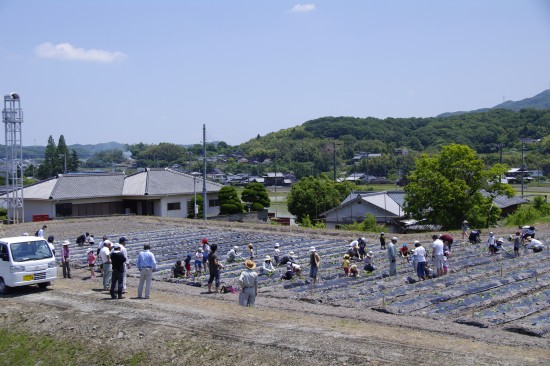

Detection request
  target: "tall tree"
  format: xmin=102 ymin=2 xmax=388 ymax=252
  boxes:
xmin=241 ymin=182 xmax=270 ymax=211
xmin=404 ymin=144 xmax=514 ymax=229
xmin=36 ymin=136 xmax=58 ymax=179
xmin=57 ymin=135 xmax=70 ymax=174
xmin=69 ymin=149 xmax=79 ymax=172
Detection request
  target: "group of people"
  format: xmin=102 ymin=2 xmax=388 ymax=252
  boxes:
xmin=478 ymin=225 xmax=545 ymax=257
xmin=93 ymin=236 xmax=158 ymax=300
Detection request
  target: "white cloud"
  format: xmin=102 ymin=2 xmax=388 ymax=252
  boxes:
xmin=290 ymin=3 xmax=316 ymax=13
xmin=34 ymin=42 xmax=127 ymax=63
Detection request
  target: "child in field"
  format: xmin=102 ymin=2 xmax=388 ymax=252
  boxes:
xmin=273 ymin=243 xmax=280 ymax=266
xmin=87 ymin=249 xmax=96 ymax=279
xmin=350 ymin=264 xmax=359 ymax=277
xmin=442 ymin=252 xmax=449 ymax=275
xmin=248 ymin=243 xmax=254 ymax=260
xmin=343 ymin=254 xmax=351 ymax=276
xmin=184 ymin=254 xmax=192 ymax=277
xmin=194 ymin=248 xmax=204 ymax=274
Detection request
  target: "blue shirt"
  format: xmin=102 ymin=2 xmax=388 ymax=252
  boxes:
xmin=137 ymin=250 xmax=157 ymax=271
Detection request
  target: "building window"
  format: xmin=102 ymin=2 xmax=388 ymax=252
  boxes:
xmin=209 ymin=199 xmax=219 ymax=207
xmin=167 ymin=202 xmax=181 ymax=211
xmin=56 ymin=203 xmax=73 ymax=217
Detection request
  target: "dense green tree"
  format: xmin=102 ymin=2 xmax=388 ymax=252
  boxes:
xmin=287 ymin=175 xmax=355 ymax=224
xmin=187 ymin=194 xmax=203 ymax=218
xmin=241 ymin=182 xmax=270 ymax=211
xmin=404 ymin=144 xmax=514 ymax=229
xmin=36 ymin=136 xmax=58 ymax=179
xmin=57 ymin=135 xmax=70 ymax=173
xmin=69 ymin=150 xmax=79 ymax=172
xmin=218 ymin=186 xmax=245 ymax=214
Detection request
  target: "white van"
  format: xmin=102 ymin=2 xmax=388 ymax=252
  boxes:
xmin=0 ymin=236 xmax=57 ymax=294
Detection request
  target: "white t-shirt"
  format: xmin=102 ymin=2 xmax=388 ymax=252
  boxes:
xmin=413 ymin=246 xmax=426 ymax=262
xmin=432 ymin=239 xmax=444 ymax=256
xmin=99 ymin=246 xmax=111 ymax=264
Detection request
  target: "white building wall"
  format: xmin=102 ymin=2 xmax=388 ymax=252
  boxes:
xmin=22 ymin=201 xmax=55 ymax=223
xmin=160 ymin=196 xmax=187 ymax=218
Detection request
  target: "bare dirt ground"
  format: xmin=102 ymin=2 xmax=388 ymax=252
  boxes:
xmin=1 ymin=217 xmax=550 ymax=365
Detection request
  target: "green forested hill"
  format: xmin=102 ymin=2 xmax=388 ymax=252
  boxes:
xmin=238 ymin=108 xmax=550 ymax=179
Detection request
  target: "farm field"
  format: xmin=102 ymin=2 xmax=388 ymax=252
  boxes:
xmin=0 ymin=217 xmax=549 ymax=365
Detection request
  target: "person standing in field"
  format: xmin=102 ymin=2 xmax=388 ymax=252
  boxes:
xmin=238 ymin=260 xmax=259 ymax=306
xmin=308 ymin=246 xmax=320 ymax=284
xmin=388 ymin=237 xmax=397 ymax=276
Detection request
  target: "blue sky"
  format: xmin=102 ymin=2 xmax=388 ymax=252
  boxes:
xmin=1 ymin=0 xmax=549 ymax=147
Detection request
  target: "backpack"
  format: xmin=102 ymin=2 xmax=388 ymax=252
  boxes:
xmin=35 ymin=230 xmax=40 ymax=237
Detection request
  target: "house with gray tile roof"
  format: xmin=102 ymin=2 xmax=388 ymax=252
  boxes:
xmin=321 ymin=190 xmax=527 ymax=232
xmin=7 ymin=168 xmax=222 ymax=222
xmin=321 ymin=191 xmax=405 ymax=231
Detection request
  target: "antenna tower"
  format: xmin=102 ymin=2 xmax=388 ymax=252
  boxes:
xmin=3 ymin=93 xmax=24 ymax=223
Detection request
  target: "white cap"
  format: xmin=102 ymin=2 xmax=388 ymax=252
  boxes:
xmin=274 ymin=243 xmax=280 ymax=247
xmin=309 ymin=246 xmax=316 ymax=252
xmin=233 ymin=246 xmax=238 ymax=250
xmin=392 ymin=237 xmax=398 ymax=241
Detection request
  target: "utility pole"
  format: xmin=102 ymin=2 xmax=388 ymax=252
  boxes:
xmin=333 ymin=141 xmax=336 ymax=181
xmin=202 ymin=124 xmax=207 ymax=220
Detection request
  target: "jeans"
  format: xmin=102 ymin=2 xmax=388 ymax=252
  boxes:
xmin=62 ymin=260 xmax=71 ymax=278
xmin=102 ymin=263 xmax=112 ymax=290
xmin=110 ymin=269 xmax=124 ymax=298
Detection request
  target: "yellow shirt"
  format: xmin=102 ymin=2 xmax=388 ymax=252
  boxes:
xmin=343 ymin=259 xmax=350 ymax=268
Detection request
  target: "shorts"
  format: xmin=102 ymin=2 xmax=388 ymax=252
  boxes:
xmin=207 ymin=269 xmax=220 ymax=287
xmin=358 ymin=247 xmax=366 ymax=255
xmin=185 ymin=263 xmax=191 ymax=271
xmin=433 ymin=255 xmax=444 ymax=269
xmin=344 ymin=267 xmax=350 ymax=275
xmin=194 ymin=260 xmax=202 ymax=267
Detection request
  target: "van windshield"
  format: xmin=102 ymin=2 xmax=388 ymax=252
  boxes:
xmin=10 ymin=240 xmax=53 ymax=262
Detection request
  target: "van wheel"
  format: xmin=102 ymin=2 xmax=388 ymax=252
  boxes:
xmin=0 ymin=278 xmax=10 ymax=295
xmin=37 ymin=282 xmax=50 ymax=289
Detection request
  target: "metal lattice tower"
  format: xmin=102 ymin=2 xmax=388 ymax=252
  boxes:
xmin=3 ymin=93 xmax=24 ymax=223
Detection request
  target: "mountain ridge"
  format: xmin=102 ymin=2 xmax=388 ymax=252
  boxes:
xmin=437 ymin=89 xmax=550 ymax=117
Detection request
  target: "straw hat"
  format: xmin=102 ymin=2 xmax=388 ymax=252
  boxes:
xmin=309 ymin=246 xmax=316 ymax=252
xmin=344 ymin=254 xmax=350 ymax=259
xmin=265 ymin=255 xmax=271 ymax=261
xmin=366 ymin=251 xmax=373 ymax=258
xmin=351 ymin=264 xmax=357 ymax=269
xmin=233 ymin=246 xmax=238 ymax=250
xmin=62 ymin=240 xmax=70 ymax=246
xmin=245 ymin=259 xmax=256 ymax=269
